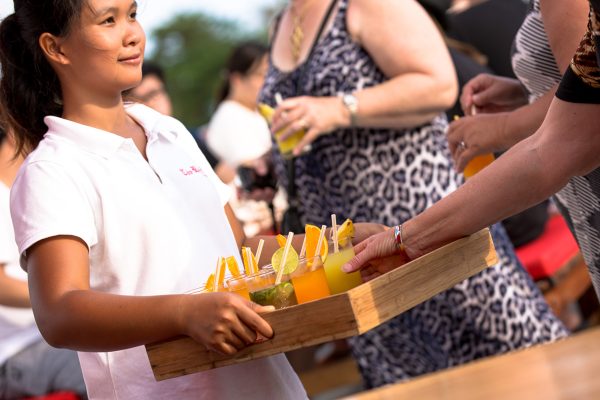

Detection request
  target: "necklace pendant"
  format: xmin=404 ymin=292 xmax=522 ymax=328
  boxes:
xmin=290 ymin=24 xmax=304 ymax=62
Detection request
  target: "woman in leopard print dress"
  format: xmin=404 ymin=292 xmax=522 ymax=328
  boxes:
xmin=259 ymin=0 xmax=567 ymax=387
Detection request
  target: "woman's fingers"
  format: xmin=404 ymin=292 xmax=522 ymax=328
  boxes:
xmin=291 ymin=127 xmax=320 ymax=156
xmin=271 ymin=105 xmax=304 ymax=133
xmin=238 ymin=301 xmax=275 ymax=339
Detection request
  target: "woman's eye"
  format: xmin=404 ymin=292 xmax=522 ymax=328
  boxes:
xmin=130 ymin=11 xmax=137 ymax=20
xmin=101 ymin=16 xmax=115 ymax=25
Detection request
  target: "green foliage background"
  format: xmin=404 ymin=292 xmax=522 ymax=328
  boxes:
xmin=147 ymin=5 xmax=282 ymax=129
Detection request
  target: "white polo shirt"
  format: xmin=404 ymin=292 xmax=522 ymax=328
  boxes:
xmin=10 ymin=104 xmax=306 ymax=400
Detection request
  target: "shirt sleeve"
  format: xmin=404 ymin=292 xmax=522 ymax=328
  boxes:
xmin=556 ymin=2 xmax=600 ymax=103
xmin=10 ymin=161 xmax=98 ymax=262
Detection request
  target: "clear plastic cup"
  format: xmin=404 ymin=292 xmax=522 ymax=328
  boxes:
xmin=323 ymin=240 xmax=363 ymax=294
xmin=291 ymin=256 xmax=331 ymax=304
xmin=247 ymin=267 xmax=298 ymax=309
xmin=225 ymin=275 xmax=251 ymax=301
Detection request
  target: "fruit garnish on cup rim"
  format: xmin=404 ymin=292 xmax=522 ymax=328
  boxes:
xmin=305 ymin=224 xmax=329 ymax=262
xmin=225 ymin=256 xmax=242 ymax=278
xmin=276 ymin=234 xmax=287 ymax=248
xmin=336 ymin=219 xmax=355 ymax=247
xmin=271 ymin=246 xmax=299 ymax=275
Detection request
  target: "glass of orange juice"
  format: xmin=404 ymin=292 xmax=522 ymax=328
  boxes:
xmin=463 ymin=153 xmax=495 ymax=179
xmin=225 ymin=275 xmax=251 ymax=301
xmin=290 ymin=256 xmax=330 ymax=304
xmin=323 ymin=240 xmax=363 ymax=294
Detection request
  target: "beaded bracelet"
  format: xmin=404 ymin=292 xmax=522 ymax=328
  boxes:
xmin=393 ymin=224 xmax=405 ymax=252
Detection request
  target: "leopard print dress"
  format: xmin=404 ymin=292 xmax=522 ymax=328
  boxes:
xmin=259 ymin=0 xmax=568 ymax=387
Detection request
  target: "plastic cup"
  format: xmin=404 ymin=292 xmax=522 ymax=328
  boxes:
xmin=463 ymin=153 xmax=495 ymax=178
xmin=247 ymin=267 xmax=298 ymax=309
xmin=275 ymin=128 xmax=305 ymax=157
xmin=225 ymin=275 xmax=251 ymax=301
xmin=291 ymin=256 xmax=331 ymax=304
xmin=323 ymin=240 xmax=363 ymax=294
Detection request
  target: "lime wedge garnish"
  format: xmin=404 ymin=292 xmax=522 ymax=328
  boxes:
xmin=271 ymin=246 xmax=299 ymax=274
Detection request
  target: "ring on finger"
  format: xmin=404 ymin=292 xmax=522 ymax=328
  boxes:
xmin=459 ymin=140 xmax=467 ymax=151
xmin=299 ymin=118 xmax=309 ymax=130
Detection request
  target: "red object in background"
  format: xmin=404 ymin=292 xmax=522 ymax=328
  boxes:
xmin=515 ymin=214 xmax=580 ymax=280
xmin=23 ymin=392 xmax=79 ymax=400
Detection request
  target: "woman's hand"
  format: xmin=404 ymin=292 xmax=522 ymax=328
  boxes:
xmin=342 ymin=229 xmax=410 ymax=279
xmin=352 ymin=222 xmax=388 ymax=245
xmin=180 ymin=292 xmax=274 ymax=356
xmin=461 ymin=74 xmax=528 ymax=115
xmin=270 ymin=96 xmax=349 ymax=156
xmin=447 ymin=113 xmax=510 ymax=172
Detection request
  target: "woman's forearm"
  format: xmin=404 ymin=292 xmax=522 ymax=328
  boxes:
xmin=501 ymin=85 xmax=557 ymax=148
xmin=405 ymin=98 xmax=600 ymax=257
xmin=31 ymin=289 xmax=186 ymax=352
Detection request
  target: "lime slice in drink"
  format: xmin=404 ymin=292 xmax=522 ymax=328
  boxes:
xmin=271 ymin=246 xmax=299 ymax=274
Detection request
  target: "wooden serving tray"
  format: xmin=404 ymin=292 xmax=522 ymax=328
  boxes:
xmin=146 ymin=228 xmax=497 ymax=381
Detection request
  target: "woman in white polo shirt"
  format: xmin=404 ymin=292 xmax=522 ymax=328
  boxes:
xmin=0 ymin=0 xmax=346 ymax=398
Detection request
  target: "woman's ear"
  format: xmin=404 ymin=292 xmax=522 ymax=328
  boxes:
xmin=38 ymin=33 xmax=69 ymax=66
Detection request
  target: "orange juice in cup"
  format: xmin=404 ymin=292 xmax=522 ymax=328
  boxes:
xmin=291 ymin=256 xmax=330 ymax=304
xmin=463 ymin=153 xmax=495 ymax=178
xmin=225 ymin=275 xmax=251 ymax=301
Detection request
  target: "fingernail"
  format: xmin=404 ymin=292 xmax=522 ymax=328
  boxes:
xmin=342 ymin=264 xmax=351 ymax=273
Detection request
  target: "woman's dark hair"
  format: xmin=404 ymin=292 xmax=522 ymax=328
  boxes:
xmin=142 ymin=61 xmax=167 ymax=86
xmin=216 ymin=41 xmax=268 ymax=104
xmin=0 ymin=125 xmax=6 ymax=146
xmin=0 ymin=0 xmax=85 ymax=155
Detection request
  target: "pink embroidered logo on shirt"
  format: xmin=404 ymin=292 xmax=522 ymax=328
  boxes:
xmin=179 ymin=165 xmax=207 ymax=177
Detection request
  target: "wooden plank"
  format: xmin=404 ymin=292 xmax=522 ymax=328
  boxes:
xmin=345 ymin=327 xmax=600 ymax=400
xmin=349 ymin=228 xmax=497 ymax=333
xmin=146 ymin=228 xmax=497 ymax=381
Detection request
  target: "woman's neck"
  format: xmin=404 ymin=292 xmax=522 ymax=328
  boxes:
xmin=227 ymin=92 xmax=256 ymax=111
xmin=61 ymin=89 xmax=132 ymax=137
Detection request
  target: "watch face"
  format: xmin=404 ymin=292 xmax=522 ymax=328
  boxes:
xmin=343 ymin=94 xmax=358 ymax=112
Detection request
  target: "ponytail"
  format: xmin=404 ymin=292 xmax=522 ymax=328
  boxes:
xmin=0 ymin=1 xmax=83 ymax=156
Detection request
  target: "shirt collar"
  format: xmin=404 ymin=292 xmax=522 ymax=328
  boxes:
xmin=42 ymin=104 xmax=179 ymax=158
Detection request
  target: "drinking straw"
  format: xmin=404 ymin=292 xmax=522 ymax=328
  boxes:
xmin=299 ymin=235 xmax=307 ymax=259
xmin=214 ymin=256 xmax=223 ymax=292
xmin=244 ymin=247 xmax=253 ymax=276
xmin=275 ymin=92 xmax=284 ymax=105
xmin=275 ymin=232 xmax=294 ymax=285
xmin=255 ymin=239 xmax=265 ymax=272
xmin=314 ymin=225 xmax=327 ymax=260
xmin=331 ymin=214 xmax=339 ymax=253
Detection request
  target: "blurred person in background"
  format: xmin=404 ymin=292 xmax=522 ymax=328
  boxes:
xmin=207 ymin=42 xmax=280 ymax=236
xmin=260 ymin=0 xmax=566 ymax=388
xmin=0 ymin=127 xmax=86 ymax=399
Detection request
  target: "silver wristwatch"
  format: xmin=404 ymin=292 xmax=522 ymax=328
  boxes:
xmin=341 ymin=93 xmax=359 ymax=126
